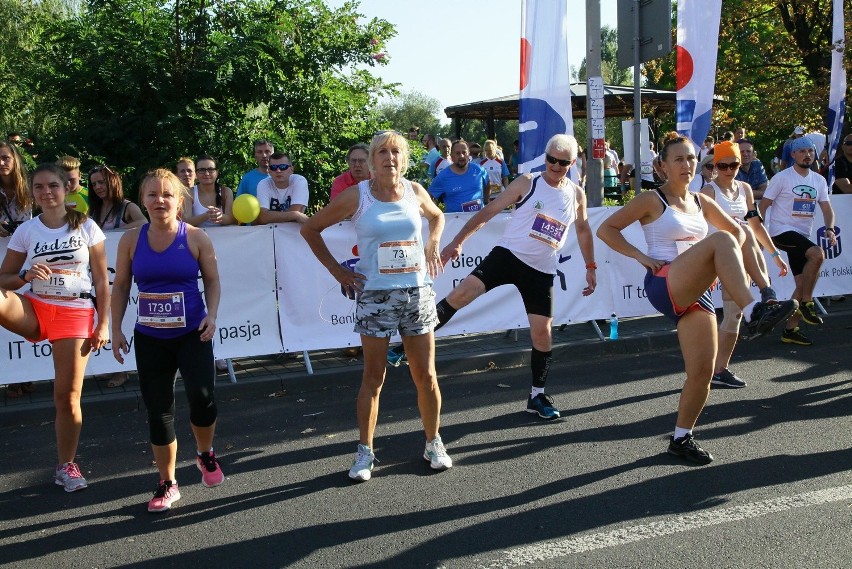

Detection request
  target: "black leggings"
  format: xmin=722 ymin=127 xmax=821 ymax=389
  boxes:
xmin=134 ymin=328 xmax=217 ymax=446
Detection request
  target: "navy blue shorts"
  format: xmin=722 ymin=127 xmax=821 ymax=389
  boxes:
xmin=644 ymin=265 xmax=714 ymax=323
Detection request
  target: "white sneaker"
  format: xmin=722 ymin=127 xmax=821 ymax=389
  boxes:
xmin=423 ymin=436 xmax=453 ymax=470
xmin=54 ymin=462 xmax=88 ymax=492
xmin=348 ymin=444 xmax=374 ymax=482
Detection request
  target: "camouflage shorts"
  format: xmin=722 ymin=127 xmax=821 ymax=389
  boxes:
xmin=354 ymin=286 xmax=438 ymax=337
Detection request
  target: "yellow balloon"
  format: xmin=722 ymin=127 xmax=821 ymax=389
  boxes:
xmin=232 ymin=194 xmax=260 ymax=224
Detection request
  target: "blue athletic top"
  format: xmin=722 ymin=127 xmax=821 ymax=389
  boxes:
xmin=351 ymin=179 xmax=429 ymax=290
xmin=132 ymin=222 xmax=206 ymax=338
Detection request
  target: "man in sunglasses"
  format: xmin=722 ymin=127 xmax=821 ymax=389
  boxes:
xmin=735 ymin=139 xmax=769 ymax=199
xmin=430 ymin=134 xmax=596 ymax=420
xmin=831 ymin=134 xmax=852 ymax=195
xmin=255 ymin=152 xmax=309 ymax=225
xmin=236 ymin=139 xmax=275 ymax=198
xmin=759 ymin=137 xmax=836 ymax=346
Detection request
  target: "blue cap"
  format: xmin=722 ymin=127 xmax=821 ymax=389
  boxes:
xmin=790 ymin=137 xmax=816 ymax=153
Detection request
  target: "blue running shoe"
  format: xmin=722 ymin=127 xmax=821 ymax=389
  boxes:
xmin=526 ymin=393 xmax=561 ymax=420
xmin=386 ymin=346 xmax=407 ymax=367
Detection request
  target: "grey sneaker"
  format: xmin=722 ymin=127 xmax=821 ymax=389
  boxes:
xmin=54 ymin=462 xmax=88 ymax=492
xmin=348 ymin=444 xmax=374 ymax=482
xmin=423 ymin=436 xmax=453 ymax=470
xmin=711 ymin=368 xmax=747 ymax=388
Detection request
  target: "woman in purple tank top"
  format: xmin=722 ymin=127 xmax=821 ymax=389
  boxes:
xmin=110 ymin=169 xmax=224 ymax=513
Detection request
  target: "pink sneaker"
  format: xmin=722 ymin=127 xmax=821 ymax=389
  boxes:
xmin=54 ymin=462 xmax=88 ymax=492
xmin=148 ymin=480 xmax=181 ymax=513
xmin=196 ymin=451 xmax=225 ymax=487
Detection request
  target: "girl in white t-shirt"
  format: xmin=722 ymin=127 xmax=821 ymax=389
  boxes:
xmin=0 ymin=163 xmax=110 ymax=492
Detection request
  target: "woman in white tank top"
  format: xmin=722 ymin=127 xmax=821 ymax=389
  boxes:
xmin=184 ymin=156 xmax=235 ymax=227
xmin=597 ymin=132 xmax=798 ymax=466
xmin=699 ymin=141 xmax=788 ymax=389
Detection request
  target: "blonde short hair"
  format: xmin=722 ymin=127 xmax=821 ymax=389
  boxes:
xmin=368 ymin=131 xmax=410 ymax=177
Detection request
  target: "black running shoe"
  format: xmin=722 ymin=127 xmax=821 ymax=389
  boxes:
xmin=743 ymin=299 xmax=798 ymax=340
xmin=799 ymin=301 xmax=823 ymax=326
xmin=781 ymin=327 xmax=813 ymax=346
xmin=668 ymin=433 xmax=714 ymax=465
xmin=711 ymin=368 xmax=747 ymax=388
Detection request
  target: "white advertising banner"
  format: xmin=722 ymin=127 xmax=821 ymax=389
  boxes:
xmin=2 ymin=196 xmax=850 ymax=382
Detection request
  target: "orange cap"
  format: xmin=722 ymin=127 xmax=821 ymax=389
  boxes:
xmin=713 ymin=141 xmax=741 ymax=164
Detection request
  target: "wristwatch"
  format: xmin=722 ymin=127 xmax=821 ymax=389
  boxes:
xmin=18 ymin=269 xmax=29 ymax=283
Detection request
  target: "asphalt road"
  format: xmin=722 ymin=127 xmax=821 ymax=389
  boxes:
xmin=1 ymin=318 xmax=850 ymax=569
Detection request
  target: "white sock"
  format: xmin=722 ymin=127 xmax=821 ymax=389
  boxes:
xmin=673 ymin=427 xmax=692 ymax=440
xmin=197 ymin=448 xmax=213 ymax=456
xmin=530 ymin=386 xmax=545 ymax=399
xmin=742 ymin=300 xmax=758 ymax=322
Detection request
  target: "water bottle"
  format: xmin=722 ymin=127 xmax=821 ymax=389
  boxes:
xmin=609 ymin=313 xmax=619 ymax=340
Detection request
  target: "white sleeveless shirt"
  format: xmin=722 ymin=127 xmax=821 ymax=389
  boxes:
xmin=642 ymin=190 xmax=708 ymax=262
xmin=497 ymin=174 xmax=577 ymax=274
xmin=709 ymin=180 xmax=748 ymax=224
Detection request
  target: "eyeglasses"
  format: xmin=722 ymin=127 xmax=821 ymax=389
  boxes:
xmin=715 ymin=162 xmax=740 ymax=171
xmin=268 ymin=163 xmax=291 ymax=172
xmin=702 ymin=163 xmax=715 ymax=170
xmin=546 ymin=154 xmax=572 ymax=167
xmin=843 ymin=140 xmax=852 ymax=146
xmin=196 ymin=167 xmax=217 ymax=174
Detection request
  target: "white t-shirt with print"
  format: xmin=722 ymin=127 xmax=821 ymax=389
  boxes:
xmin=8 ymin=216 xmax=105 ymax=308
xmin=256 ymin=175 xmax=309 ymax=213
xmin=764 ymin=167 xmax=829 ymax=238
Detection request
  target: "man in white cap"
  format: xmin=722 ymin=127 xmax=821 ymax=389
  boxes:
xmin=759 ymin=136 xmax=836 ymax=346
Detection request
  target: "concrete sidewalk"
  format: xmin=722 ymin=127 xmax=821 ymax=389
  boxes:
xmin=3 ymin=301 xmax=849 ymax=424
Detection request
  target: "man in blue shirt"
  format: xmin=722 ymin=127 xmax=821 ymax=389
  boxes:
xmin=236 ymin=139 xmax=274 ymax=197
xmin=427 ymin=140 xmax=489 ymax=212
xmin=421 ymin=134 xmax=441 ymax=175
xmin=735 ymin=138 xmax=769 ymax=199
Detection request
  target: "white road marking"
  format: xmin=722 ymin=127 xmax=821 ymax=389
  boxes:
xmin=482 ymin=484 xmax=852 ymax=568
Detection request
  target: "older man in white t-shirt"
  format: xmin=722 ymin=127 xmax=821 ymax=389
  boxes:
xmin=255 ymin=152 xmax=310 ymax=224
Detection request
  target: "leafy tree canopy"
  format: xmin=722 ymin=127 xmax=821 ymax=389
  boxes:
xmin=3 ymin=0 xmax=396 ymax=207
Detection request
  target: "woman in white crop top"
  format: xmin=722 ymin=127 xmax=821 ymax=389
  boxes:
xmin=597 ymin=132 xmax=798 ymax=466
xmin=699 ymin=141 xmax=788 ymax=389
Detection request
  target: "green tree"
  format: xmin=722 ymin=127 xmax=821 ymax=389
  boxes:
xmin=30 ymin=0 xmax=395 ymax=206
xmin=377 ymin=90 xmax=444 ymax=137
xmin=572 ymin=25 xmax=633 ymax=86
xmin=0 ymin=0 xmax=77 ymax=143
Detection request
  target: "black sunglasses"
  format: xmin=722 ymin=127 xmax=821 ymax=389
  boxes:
xmin=715 ymin=162 xmax=740 ymax=171
xmin=268 ymin=163 xmax=291 ymax=172
xmin=546 ymin=154 xmax=571 ymax=167
xmin=843 ymin=140 xmax=852 ymax=146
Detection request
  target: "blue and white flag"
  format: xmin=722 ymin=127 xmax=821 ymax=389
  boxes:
xmin=825 ymin=0 xmax=846 ymax=189
xmin=675 ymin=0 xmax=722 ymax=150
xmin=518 ymin=0 xmax=573 ymax=175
